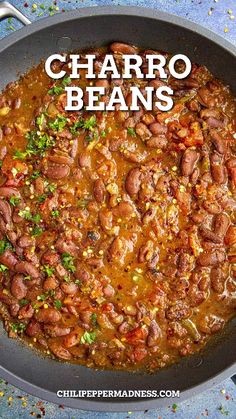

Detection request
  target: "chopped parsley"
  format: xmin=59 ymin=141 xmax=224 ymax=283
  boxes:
xmin=11 ymin=323 xmax=26 ymax=334
xmin=9 ymin=196 xmax=21 ymax=207
xmin=80 ymin=331 xmax=96 ymax=345
xmin=37 ymin=194 xmax=47 ymax=203
xmin=70 ymin=115 xmax=96 ymax=135
xmin=43 ymin=265 xmax=54 ymax=277
xmin=31 ymin=226 xmax=43 ymax=237
xmin=19 ymin=298 xmax=29 ymax=306
xmin=48 ymin=115 xmax=67 ymax=132
xmin=18 ymin=208 xmax=41 ymax=224
xmin=0 ymin=238 xmax=13 ymax=255
xmin=62 ymin=76 xmax=71 ymax=87
xmin=36 ymin=113 xmax=46 ymax=129
xmin=54 ymin=299 xmax=62 ymax=309
xmin=51 ymin=210 xmax=59 ymax=218
xmin=48 ymin=85 xmax=64 ymax=96
xmin=90 ymin=313 xmax=98 ymax=327
xmin=127 ymin=127 xmax=136 ymax=137
xmin=30 ymin=171 xmax=41 ymax=180
xmin=13 ymin=149 xmax=28 ymax=160
xmin=0 ymin=264 xmax=8 ymax=273
xmin=61 ymin=253 xmax=76 ymax=273
xmin=77 ymin=198 xmax=89 ymax=208
xmin=25 ymin=131 xmax=55 ymax=157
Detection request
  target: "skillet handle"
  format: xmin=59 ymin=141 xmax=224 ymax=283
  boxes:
xmin=0 ymin=1 xmax=31 ymax=25
xmin=231 ymin=375 xmax=236 ymax=385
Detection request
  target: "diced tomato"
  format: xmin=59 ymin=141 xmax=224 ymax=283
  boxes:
xmin=125 ymin=327 xmax=146 ymax=345
xmin=1 ymin=155 xmax=28 ymax=186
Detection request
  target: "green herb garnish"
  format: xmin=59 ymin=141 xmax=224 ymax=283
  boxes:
xmin=80 ymin=331 xmax=96 ymax=345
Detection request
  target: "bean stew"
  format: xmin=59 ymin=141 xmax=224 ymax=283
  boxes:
xmin=0 ymin=42 xmax=235 ymax=372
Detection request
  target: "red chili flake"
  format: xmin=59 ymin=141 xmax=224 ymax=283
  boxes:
xmin=226 ymin=394 xmax=230 ymax=400
xmin=24 ymin=2 xmax=29 ymax=7
xmin=59 ymin=404 xmax=64 ymax=409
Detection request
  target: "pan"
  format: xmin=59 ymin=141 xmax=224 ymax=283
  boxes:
xmin=0 ymin=1 xmax=236 ymax=411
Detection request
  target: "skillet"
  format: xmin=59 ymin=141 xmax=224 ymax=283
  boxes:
xmin=0 ymin=1 xmax=236 ymax=411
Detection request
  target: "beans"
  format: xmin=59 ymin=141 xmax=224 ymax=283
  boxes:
xmin=214 ymin=213 xmax=230 ymax=238
xmin=181 ymin=149 xmax=199 ymax=176
xmin=147 ymin=320 xmax=161 ymax=347
xmin=125 ymin=167 xmax=141 ymax=196
xmin=99 ymin=208 xmax=113 ymax=231
xmin=112 ymin=201 xmax=134 ymax=219
xmin=18 ymin=304 xmax=34 ymax=319
xmin=110 ymin=42 xmax=138 ymax=54
xmin=11 ymin=274 xmax=27 ymax=299
xmin=146 ymin=136 xmax=167 ymax=149
xmin=149 ymin=122 xmax=167 ymax=135
xmin=44 ymin=325 xmax=71 ymax=337
xmin=166 ymin=302 xmax=191 ymax=321
xmin=135 ymin=123 xmax=152 ymax=140
xmin=43 ymin=276 xmax=58 ymax=291
xmin=210 ymin=131 xmax=227 ymax=154
xmin=48 ymin=340 xmax=72 ymax=360
xmin=211 ymin=152 xmax=227 ymax=184
xmin=35 ymin=308 xmax=62 ymax=323
xmin=93 ymin=179 xmax=106 ymax=203
xmin=0 ymin=187 xmax=21 ymax=198
xmin=60 ymin=282 xmax=78 ymax=295
xmin=0 ymin=199 xmax=12 ymax=224
xmin=48 ymin=154 xmax=74 ymax=166
xmin=78 ymin=152 xmax=91 ymax=169
xmin=43 ymin=162 xmax=70 ymax=179
xmin=103 ymin=284 xmax=115 ymax=298
xmin=197 ymin=249 xmax=225 ymax=266
xmin=15 ymin=261 xmax=40 ymax=279
xmin=17 ymin=235 xmax=35 ymax=248
xmin=199 ymin=227 xmax=222 ymax=243
xmin=225 ymin=226 xmax=236 ymax=246
xmin=211 ymin=266 xmax=225 ymax=293
xmin=0 ymin=249 xmax=18 ymax=269
xmin=26 ymin=320 xmax=41 ymax=337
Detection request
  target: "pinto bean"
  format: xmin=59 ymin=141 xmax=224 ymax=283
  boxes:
xmin=35 ymin=308 xmax=62 ymax=323
xmin=110 ymin=42 xmax=138 ymax=54
xmin=103 ymin=284 xmax=115 ymax=298
xmin=166 ymin=302 xmax=191 ymax=321
xmin=211 ymin=152 xmax=227 ymax=184
xmin=43 ymin=276 xmax=58 ymax=291
xmin=0 ymin=187 xmax=21 ymax=198
xmin=214 ymin=213 xmax=230 ymax=238
xmin=199 ymin=227 xmax=222 ymax=243
xmin=26 ymin=320 xmax=41 ymax=337
xmin=149 ymin=122 xmax=167 ymax=135
xmin=48 ymin=154 xmax=74 ymax=166
xmin=147 ymin=320 xmax=161 ymax=347
xmin=211 ymin=266 xmax=226 ymax=293
xmin=93 ymin=179 xmax=106 ymax=203
xmin=48 ymin=340 xmax=72 ymax=360
xmin=15 ymin=261 xmax=40 ymax=279
xmin=78 ymin=152 xmax=91 ymax=169
xmin=60 ymin=282 xmax=78 ymax=295
xmin=210 ymin=131 xmax=227 ymax=154
xmin=44 ymin=325 xmax=71 ymax=337
xmin=43 ymin=162 xmax=70 ymax=180
xmin=225 ymin=226 xmax=236 ymax=246
xmin=181 ymin=149 xmax=199 ymax=176
xmin=11 ymin=274 xmax=27 ymax=299
xmin=146 ymin=136 xmax=167 ymax=149
xmin=125 ymin=167 xmax=141 ymax=196
xmin=18 ymin=303 xmax=34 ymax=319
xmin=17 ymin=235 xmax=35 ymax=248
xmin=113 ymin=201 xmax=134 ymax=219
xmin=197 ymin=249 xmax=225 ymax=266
xmin=0 ymin=200 xmax=12 ymax=224
xmin=0 ymin=249 xmax=18 ymax=269
xmin=99 ymin=208 xmax=113 ymax=231
xmin=135 ymin=123 xmax=152 ymax=140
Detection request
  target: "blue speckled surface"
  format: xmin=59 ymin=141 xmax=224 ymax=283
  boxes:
xmin=0 ymin=0 xmax=236 ymax=417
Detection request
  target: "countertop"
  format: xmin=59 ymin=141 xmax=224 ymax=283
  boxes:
xmin=0 ymin=0 xmax=236 ymax=418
